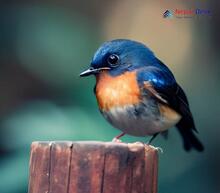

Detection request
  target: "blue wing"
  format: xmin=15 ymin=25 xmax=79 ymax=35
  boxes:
xmin=137 ymin=60 xmax=204 ymax=151
xmin=137 ymin=64 xmax=178 ymax=107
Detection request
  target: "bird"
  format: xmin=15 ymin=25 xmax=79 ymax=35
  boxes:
xmin=80 ymin=39 xmax=204 ymax=152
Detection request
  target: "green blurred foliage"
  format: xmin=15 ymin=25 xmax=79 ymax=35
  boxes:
xmin=0 ymin=1 xmax=219 ymax=193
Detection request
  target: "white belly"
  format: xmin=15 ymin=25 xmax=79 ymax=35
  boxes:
xmin=101 ymin=104 xmax=181 ymax=136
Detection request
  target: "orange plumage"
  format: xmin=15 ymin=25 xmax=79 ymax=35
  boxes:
xmin=95 ymin=71 xmax=140 ymax=111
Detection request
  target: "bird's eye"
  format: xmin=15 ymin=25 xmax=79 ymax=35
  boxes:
xmin=107 ymin=54 xmax=119 ymax=67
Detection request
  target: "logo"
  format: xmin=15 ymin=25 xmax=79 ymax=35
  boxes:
xmin=163 ymin=10 xmax=173 ymax=18
xmin=163 ymin=9 xmax=211 ymax=19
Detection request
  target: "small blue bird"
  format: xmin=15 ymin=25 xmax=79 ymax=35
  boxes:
xmin=80 ymin=39 xmax=204 ymax=151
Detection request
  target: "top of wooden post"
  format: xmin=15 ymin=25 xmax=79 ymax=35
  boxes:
xmin=28 ymin=141 xmax=158 ymax=193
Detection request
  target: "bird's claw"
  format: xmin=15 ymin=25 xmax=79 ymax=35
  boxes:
xmin=148 ymin=145 xmax=164 ymax=153
xmin=112 ymin=137 xmax=122 ymax=143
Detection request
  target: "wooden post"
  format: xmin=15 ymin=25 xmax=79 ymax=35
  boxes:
xmin=28 ymin=141 xmax=158 ymax=193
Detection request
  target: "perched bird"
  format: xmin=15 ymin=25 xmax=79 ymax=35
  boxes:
xmin=80 ymin=39 xmax=204 ymax=151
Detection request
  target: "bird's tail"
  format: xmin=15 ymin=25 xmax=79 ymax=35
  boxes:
xmin=176 ymin=120 xmax=204 ymax=152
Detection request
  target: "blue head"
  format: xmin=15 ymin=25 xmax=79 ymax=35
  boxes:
xmin=80 ymin=39 xmax=157 ymax=77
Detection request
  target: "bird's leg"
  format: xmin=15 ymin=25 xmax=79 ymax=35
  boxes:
xmin=147 ymin=133 xmax=164 ymax=153
xmin=112 ymin=132 xmax=125 ymax=143
xmin=147 ymin=133 xmax=159 ymax=145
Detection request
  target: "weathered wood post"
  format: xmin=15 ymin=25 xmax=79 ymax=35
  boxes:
xmin=28 ymin=141 xmax=158 ymax=193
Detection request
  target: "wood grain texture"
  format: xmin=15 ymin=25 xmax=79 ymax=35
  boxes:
xmin=50 ymin=142 xmax=72 ymax=193
xmin=28 ymin=141 xmax=158 ymax=193
xmin=28 ymin=142 xmax=51 ymax=193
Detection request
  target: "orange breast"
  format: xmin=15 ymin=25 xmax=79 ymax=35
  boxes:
xmin=95 ymin=71 xmax=141 ymax=111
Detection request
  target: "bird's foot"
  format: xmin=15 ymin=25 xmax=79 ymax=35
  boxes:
xmin=133 ymin=142 xmax=164 ymax=153
xmin=112 ymin=132 xmax=125 ymax=143
xmin=148 ymin=145 xmax=164 ymax=153
xmin=112 ymin=137 xmax=122 ymax=143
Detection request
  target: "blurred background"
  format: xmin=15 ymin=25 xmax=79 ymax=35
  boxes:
xmin=0 ymin=1 xmax=219 ymax=193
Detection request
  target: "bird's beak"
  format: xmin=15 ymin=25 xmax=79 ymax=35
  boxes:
xmin=79 ymin=67 xmax=110 ymax=77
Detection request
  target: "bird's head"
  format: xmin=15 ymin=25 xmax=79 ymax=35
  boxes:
xmin=80 ymin=39 xmax=156 ymax=77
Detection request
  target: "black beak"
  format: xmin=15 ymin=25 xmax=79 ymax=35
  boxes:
xmin=79 ymin=67 xmax=110 ymax=77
